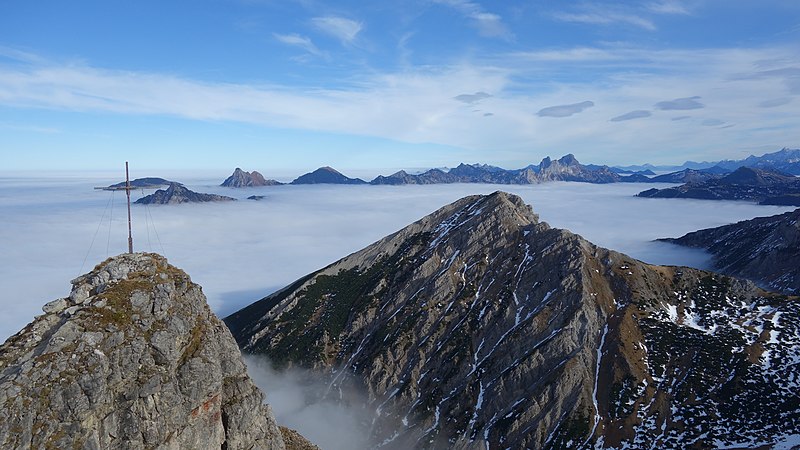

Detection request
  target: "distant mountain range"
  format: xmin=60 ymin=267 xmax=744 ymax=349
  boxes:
xmin=617 ymin=147 xmax=800 ymax=175
xmin=637 ymin=167 xmax=800 ymax=205
xmin=102 ymin=148 xmax=800 ymax=207
xmin=255 ymin=149 xmax=799 ymax=187
xmin=226 ymin=192 xmax=800 ymax=448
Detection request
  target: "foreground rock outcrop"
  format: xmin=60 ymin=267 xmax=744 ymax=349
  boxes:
xmin=660 ymin=208 xmax=800 ymax=295
xmin=227 ymin=192 xmax=800 ymax=449
xmin=0 ymin=253 xmax=286 ymax=450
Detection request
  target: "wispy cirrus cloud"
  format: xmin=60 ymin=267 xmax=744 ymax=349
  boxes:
xmin=311 ymin=16 xmax=362 ymax=45
xmin=273 ymin=33 xmax=326 ymax=58
xmin=552 ymin=6 xmax=656 ymax=31
xmin=433 ymin=0 xmax=512 ymax=39
xmin=646 ymin=0 xmax=691 ymax=15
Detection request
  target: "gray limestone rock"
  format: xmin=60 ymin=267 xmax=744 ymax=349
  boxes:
xmin=0 ymin=253 xmax=286 ymax=450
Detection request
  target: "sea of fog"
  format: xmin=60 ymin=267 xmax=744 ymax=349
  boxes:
xmin=2 ymin=172 xmax=796 ymax=449
xmin=0 ymin=173 xmax=795 ymax=343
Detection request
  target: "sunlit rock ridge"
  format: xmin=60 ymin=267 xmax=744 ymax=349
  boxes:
xmin=0 ymin=253 xmax=286 ymax=450
xmin=227 ymin=192 xmax=800 ymax=449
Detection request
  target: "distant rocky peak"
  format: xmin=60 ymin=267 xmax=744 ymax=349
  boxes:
xmin=221 ymin=168 xmax=278 ymax=187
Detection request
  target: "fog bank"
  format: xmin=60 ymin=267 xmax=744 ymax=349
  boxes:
xmin=0 ymin=175 xmax=793 ymax=342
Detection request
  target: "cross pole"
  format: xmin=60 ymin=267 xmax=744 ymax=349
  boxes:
xmin=125 ymin=161 xmax=133 ymax=253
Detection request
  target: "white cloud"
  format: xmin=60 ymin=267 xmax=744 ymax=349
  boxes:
xmin=311 ymin=16 xmax=362 ymax=44
xmin=0 ymin=45 xmax=799 ymax=166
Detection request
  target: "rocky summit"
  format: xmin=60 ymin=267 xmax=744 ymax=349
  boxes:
xmin=290 ymin=166 xmax=367 ymax=185
xmin=221 ymin=168 xmax=283 ymax=187
xmin=0 ymin=253 xmax=286 ymax=450
xmin=227 ymin=191 xmax=800 ymax=449
xmin=135 ymin=182 xmax=236 ymax=204
xmin=661 ymin=208 xmax=800 ymax=295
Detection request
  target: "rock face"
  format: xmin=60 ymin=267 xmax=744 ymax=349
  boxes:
xmin=290 ymin=167 xmax=367 ymax=185
xmin=637 ymin=167 xmax=800 ymax=204
xmin=0 ymin=253 xmax=286 ymax=450
xmin=226 ymin=192 xmax=800 ymax=449
xmin=660 ymin=208 xmax=800 ymax=295
xmin=222 ymin=168 xmax=283 ymax=187
xmin=135 ymin=182 xmax=236 ymax=204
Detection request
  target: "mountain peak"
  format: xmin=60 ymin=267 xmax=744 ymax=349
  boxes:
xmin=0 ymin=253 xmax=287 ymax=449
xmin=227 ymin=192 xmax=800 ymax=448
xmin=318 ymin=166 xmax=340 ymax=174
xmin=290 ymin=166 xmax=367 ymax=185
xmin=221 ymin=168 xmax=281 ymax=187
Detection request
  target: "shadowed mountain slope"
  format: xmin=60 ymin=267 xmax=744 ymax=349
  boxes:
xmin=637 ymin=167 xmax=800 ymax=205
xmin=660 ymin=208 xmax=800 ymax=295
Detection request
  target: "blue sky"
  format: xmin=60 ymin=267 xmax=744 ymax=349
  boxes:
xmin=1 ymin=0 xmax=799 ymax=172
